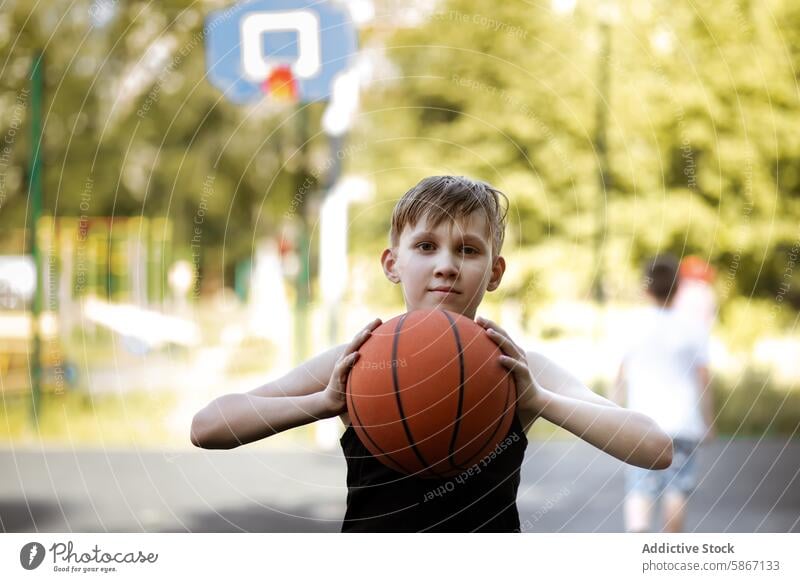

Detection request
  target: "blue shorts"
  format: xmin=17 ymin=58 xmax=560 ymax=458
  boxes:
xmin=625 ymin=437 xmax=700 ymax=498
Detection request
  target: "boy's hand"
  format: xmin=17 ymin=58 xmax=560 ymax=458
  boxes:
xmin=476 ymin=316 xmax=540 ymax=413
xmin=319 ymin=318 xmax=382 ymax=417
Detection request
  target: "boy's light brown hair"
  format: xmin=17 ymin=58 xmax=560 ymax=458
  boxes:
xmin=389 ymin=176 xmax=510 ymax=258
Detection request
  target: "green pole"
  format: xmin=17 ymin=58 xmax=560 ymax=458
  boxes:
xmin=593 ymin=21 xmax=611 ymax=305
xmin=29 ymin=51 xmax=44 ymax=425
xmin=293 ymin=105 xmax=311 ymax=365
xmin=295 ymin=217 xmax=310 ymax=364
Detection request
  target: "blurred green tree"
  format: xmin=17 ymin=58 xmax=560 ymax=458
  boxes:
xmin=0 ymin=0 xmax=327 ymax=282
xmin=350 ymin=0 xmax=800 ymax=312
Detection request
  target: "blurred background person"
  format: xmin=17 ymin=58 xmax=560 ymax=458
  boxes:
xmin=612 ymin=255 xmax=716 ymax=533
xmin=673 ymin=256 xmax=718 ymax=333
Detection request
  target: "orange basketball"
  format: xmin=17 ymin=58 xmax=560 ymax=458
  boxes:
xmin=345 ymin=309 xmax=516 ymax=478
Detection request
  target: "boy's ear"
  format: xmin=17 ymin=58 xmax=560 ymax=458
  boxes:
xmin=381 ymin=248 xmax=400 ymax=283
xmin=486 ymin=255 xmax=506 ymax=292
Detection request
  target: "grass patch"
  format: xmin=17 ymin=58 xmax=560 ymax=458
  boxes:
xmin=714 ymin=369 xmax=800 ymax=438
xmin=0 ymin=389 xmax=178 ymax=447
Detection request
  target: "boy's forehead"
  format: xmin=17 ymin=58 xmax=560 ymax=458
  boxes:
xmin=401 ymin=211 xmax=492 ymax=241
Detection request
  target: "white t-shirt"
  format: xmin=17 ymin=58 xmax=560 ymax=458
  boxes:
xmin=673 ymin=279 xmax=716 ymax=333
xmin=622 ymin=306 xmax=710 ymax=440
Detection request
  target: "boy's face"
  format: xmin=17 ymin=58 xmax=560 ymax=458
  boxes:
xmin=381 ymin=211 xmax=505 ymax=320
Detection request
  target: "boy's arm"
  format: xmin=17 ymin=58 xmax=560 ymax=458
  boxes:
xmin=609 ymin=363 xmax=626 ymax=406
xmin=476 ymin=318 xmax=671 ymax=469
xmin=531 ymin=389 xmax=673 ymax=469
xmin=190 ymin=345 xmax=344 ymax=449
xmin=526 ymin=350 xmax=619 ymax=409
xmin=191 ymin=318 xmax=381 ymax=449
xmin=191 ymin=389 xmax=337 ymax=450
xmin=245 ymin=344 xmax=346 ymax=398
xmin=528 ymin=356 xmax=670 ymax=467
xmin=528 ymin=341 xmax=670 ymax=470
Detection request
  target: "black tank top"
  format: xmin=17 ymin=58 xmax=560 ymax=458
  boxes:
xmin=340 ymin=413 xmax=528 ymax=532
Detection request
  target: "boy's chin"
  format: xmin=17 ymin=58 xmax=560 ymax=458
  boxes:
xmin=416 ymin=297 xmax=468 ymax=314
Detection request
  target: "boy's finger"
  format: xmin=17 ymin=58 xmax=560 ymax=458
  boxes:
xmin=353 ymin=329 xmax=373 ymax=349
xmin=489 ymin=320 xmax=513 ymax=341
xmin=348 ymin=318 xmax=382 ymax=351
xmin=338 ymin=350 xmax=359 ymax=368
xmin=499 ymin=354 xmax=517 ymax=367
xmin=339 ymin=352 xmax=360 ymax=381
xmin=478 ymin=317 xmax=513 ymax=342
xmin=477 ymin=316 xmax=508 ymax=337
xmin=487 ymin=328 xmax=526 ymax=359
xmin=499 ymin=354 xmax=525 ymax=374
xmin=488 ymin=330 xmax=517 ymax=357
xmin=347 ymin=327 xmax=373 ymax=351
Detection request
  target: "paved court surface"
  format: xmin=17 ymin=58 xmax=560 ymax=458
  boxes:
xmin=1 ymin=438 xmax=798 ymax=532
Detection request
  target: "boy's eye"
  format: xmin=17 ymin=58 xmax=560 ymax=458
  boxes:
xmin=416 ymin=242 xmax=479 ymax=254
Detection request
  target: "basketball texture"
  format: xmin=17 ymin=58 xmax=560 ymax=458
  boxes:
xmin=345 ymin=309 xmax=517 ymax=478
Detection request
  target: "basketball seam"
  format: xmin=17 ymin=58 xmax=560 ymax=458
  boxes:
xmin=392 ymin=313 xmax=442 ymax=478
xmin=455 ymin=373 xmax=516 ymax=469
xmin=346 ymin=365 xmax=414 ymax=476
xmin=443 ymin=310 xmax=467 ymax=472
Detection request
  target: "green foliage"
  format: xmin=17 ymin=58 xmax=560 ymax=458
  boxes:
xmin=0 ymin=0 xmax=325 ymax=273
xmin=717 ymin=297 xmax=792 ymax=351
xmin=1 ymin=0 xmax=799 ymax=320
xmin=351 ymin=0 xmax=800 ymax=315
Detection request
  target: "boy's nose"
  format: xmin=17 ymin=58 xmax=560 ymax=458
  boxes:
xmin=434 ymin=252 xmax=460 ymax=278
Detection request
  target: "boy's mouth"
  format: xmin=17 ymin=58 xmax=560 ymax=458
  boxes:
xmin=429 ymin=286 xmax=461 ymax=295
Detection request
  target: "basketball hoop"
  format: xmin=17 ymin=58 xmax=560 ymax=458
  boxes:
xmin=261 ymin=65 xmax=299 ymax=103
xmin=205 ymin=1 xmax=356 ymax=105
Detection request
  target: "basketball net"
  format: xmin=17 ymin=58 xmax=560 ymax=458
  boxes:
xmin=261 ymin=65 xmax=299 ymax=103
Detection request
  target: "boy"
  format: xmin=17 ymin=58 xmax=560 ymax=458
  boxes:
xmin=611 ymin=255 xmax=715 ymax=533
xmin=191 ymin=175 xmax=673 ymax=532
